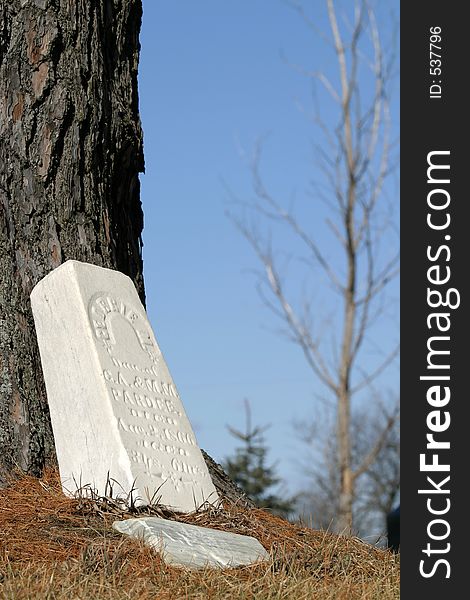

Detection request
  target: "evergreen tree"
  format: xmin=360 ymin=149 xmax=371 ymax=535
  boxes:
xmin=223 ymin=400 xmax=295 ymax=519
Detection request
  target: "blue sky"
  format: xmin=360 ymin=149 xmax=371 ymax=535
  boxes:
xmin=138 ymin=0 xmax=399 ymax=491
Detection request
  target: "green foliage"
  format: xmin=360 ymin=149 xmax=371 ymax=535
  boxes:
xmin=223 ymin=401 xmax=295 ymax=519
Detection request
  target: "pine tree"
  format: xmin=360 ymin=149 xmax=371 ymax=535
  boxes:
xmin=0 ymin=1 xmax=242 ymax=502
xmin=0 ymin=0 xmax=145 ymax=484
xmin=223 ymin=400 xmax=295 ymax=519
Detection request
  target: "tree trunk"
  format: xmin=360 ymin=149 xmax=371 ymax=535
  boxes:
xmin=0 ymin=1 xmax=241 ymax=505
xmin=201 ymin=449 xmax=255 ymax=507
xmin=337 ymin=462 xmax=354 ymax=535
xmin=335 ymin=182 xmax=356 ymax=535
xmin=0 ymin=0 xmax=145 ymax=485
xmin=336 ymin=382 xmax=354 ymax=535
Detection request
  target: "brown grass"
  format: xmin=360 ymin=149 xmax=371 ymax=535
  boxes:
xmin=0 ymin=468 xmax=399 ymax=599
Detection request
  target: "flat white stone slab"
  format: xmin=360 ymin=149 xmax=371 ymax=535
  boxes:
xmin=30 ymin=260 xmax=219 ymax=512
xmin=113 ymin=517 xmax=270 ymax=568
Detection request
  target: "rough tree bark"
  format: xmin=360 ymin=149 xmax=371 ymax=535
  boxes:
xmin=0 ymin=0 xmax=145 ymax=485
xmin=0 ymin=0 xmax=242 ymax=504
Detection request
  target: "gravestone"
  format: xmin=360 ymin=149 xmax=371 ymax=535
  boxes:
xmin=113 ymin=517 xmax=270 ymax=568
xmin=31 ymin=260 xmax=219 ymax=512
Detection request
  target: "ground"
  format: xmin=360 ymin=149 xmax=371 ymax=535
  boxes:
xmin=0 ymin=468 xmax=399 ymax=599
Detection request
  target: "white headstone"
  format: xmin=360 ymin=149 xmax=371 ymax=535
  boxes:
xmin=113 ymin=517 xmax=270 ymax=568
xmin=30 ymin=260 xmax=219 ymax=512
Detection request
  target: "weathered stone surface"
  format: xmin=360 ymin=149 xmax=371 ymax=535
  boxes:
xmin=30 ymin=260 xmax=219 ymax=512
xmin=113 ymin=517 xmax=270 ymax=568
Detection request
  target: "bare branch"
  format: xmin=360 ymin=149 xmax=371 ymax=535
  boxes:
xmin=229 ymin=212 xmax=338 ymax=392
xmin=353 ymin=403 xmax=399 ymax=481
xmin=352 ymin=343 xmax=399 ymax=395
xmin=285 ymin=0 xmax=334 ymax=48
xmin=248 ymin=141 xmax=345 ymax=293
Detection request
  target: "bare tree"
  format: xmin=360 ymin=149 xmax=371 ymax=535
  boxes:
xmin=228 ymin=0 xmax=398 ymax=534
xmin=296 ymin=400 xmax=399 ymax=539
xmin=353 ymin=404 xmax=400 ymax=537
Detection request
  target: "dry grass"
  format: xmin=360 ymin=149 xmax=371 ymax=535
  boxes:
xmin=0 ymin=468 xmax=399 ymax=599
